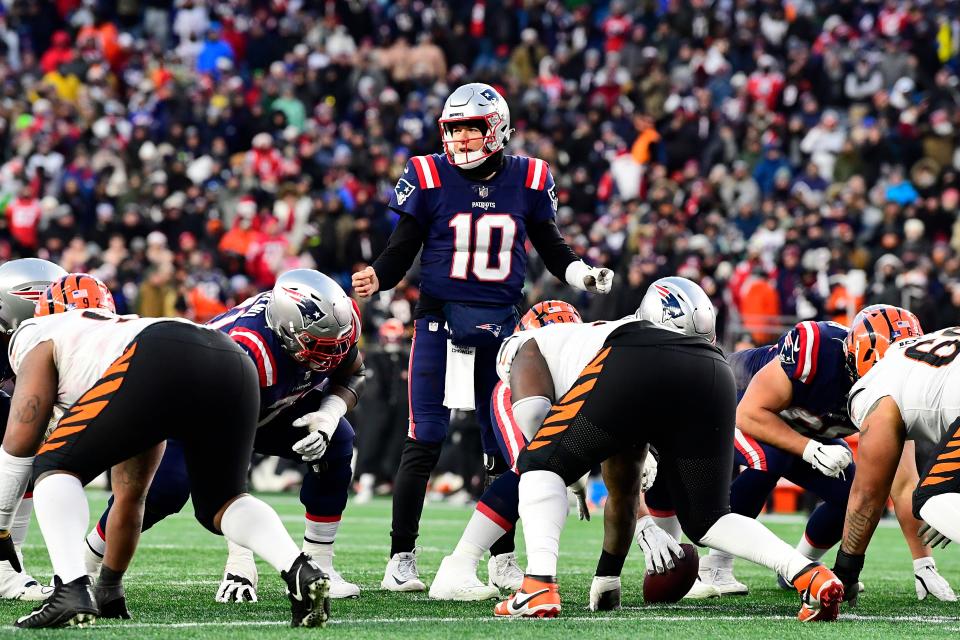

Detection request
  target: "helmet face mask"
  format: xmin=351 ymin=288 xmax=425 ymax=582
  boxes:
xmin=439 ymin=83 xmax=512 ymax=169
xmin=268 ymin=270 xmax=359 ymax=372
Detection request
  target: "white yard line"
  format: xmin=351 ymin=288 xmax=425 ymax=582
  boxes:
xmin=105 ymin=613 xmax=960 ymax=628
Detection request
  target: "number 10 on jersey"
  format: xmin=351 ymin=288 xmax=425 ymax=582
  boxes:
xmin=449 ymin=213 xmax=517 ymax=281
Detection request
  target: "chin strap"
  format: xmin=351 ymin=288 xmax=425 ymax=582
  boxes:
xmin=455 ymin=150 xmax=505 ymax=180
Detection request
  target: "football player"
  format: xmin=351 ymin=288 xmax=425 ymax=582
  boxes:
xmin=86 ymin=269 xmax=364 ymax=603
xmin=492 ymin=289 xmax=845 ymax=621
xmin=587 ymin=277 xmax=717 ymax=610
xmin=0 ymin=258 xmax=66 ymax=601
xmin=834 ymin=307 xmax=959 ymax=603
xmin=0 ymin=274 xmax=329 ymax=628
xmin=430 ymin=300 xmax=584 ymax=600
xmin=351 ymin=82 xmax=613 ymax=591
xmin=643 ymin=304 xmax=954 ymax=601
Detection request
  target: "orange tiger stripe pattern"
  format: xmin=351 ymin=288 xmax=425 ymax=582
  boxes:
xmin=37 ymin=341 xmax=137 ymax=457
xmin=921 ymin=422 xmax=960 ymax=487
xmin=526 ymin=347 xmax=610 ymax=451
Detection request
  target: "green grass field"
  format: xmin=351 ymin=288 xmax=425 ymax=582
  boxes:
xmin=0 ymin=491 xmax=958 ymax=638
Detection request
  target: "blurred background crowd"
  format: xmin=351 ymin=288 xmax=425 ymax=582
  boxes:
xmin=2 ymin=0 xmax=960 ymax=501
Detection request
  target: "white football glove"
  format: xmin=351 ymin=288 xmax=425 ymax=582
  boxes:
xmin=570 ymin=473 xmax=591 ymax=521
xmin=565 ymin=261 xmax=614 ymax=295
xmin=919 ymin=522 xmax=952 ymax=549
xmin=915 ymin=558 xmax=957 ymax=601
xmin=291 ymin=395 xmax=348 ymax=463
xmin=216 ymin=573 xmax=258 ymax=603
xmin=640 ymin=450 xmax=658 ymax=493
xmin=635 ymin=515 xmax=683 ymax=574
xmin=802 ymin=440 xmax=853 ymax=479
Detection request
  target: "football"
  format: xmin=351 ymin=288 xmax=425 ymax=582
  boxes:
xmin=643 ymin=543 xmax=700 ymax=604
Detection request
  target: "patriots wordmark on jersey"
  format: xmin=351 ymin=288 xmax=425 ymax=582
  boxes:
xmin=389 ymin=153 xmax=557 ymax=306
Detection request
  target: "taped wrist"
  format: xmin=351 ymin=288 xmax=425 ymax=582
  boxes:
xmin=312 ymin=395 xmax=348 ymax=438
xmin=565 ymin=261 xmax=590 ymax=292
xmin=0 ymin=448 xmax=33 ymax=531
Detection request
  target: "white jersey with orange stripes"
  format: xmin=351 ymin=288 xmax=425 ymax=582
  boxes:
xmin=9 ymin=309 xmax=195 ymax=419
xmin=529 ymin=318 xmax=638 ymax=401
xmin=848 ymin=327 xmax=960 ymax=448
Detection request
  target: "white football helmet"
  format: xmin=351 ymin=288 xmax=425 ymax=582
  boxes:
xmin=636 ymin=276 xmax=717 ymax=343
xmin=439 ymin=83 xmax=513 ymax=169
xmin=266 ymin=269 xmax=360 ymax=372
xmin=0 ymin=258 xmax=67 ymax=334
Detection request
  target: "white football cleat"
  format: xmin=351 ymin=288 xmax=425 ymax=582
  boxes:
xmin=303 ymin=541 xmax=360 ymax=599
xmin=325 ymin=564 xmax=361 ymax=599
xmin=84 ymin=543 xmax=103 ymax=582
xmin=588 ymin=575 xmax=621 ymax=611
xmin=697 ymin=566 xmax=748 ymax=595
xmin=0 ymin=557 xmax=53 ymax=602
xmin=915 ymin=558 xmax=957 ymax=601
xmin=429 ymin=555 xmax=499 ymax=601
xmin=381 ymin=550 xmax=426 ymax=592
xmin=683 ymin=578 xmax=722 ymax=599
xmin=488 ymin=552 xmax=523 ymax=591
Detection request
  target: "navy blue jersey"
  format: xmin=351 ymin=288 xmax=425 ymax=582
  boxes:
xmin=389 ymin=153 xmax=557 ymax=306
xmin=207 ymin=293 xmax=357 ymax=425
xmin=730 ymin=320 xmax=854 ymax=439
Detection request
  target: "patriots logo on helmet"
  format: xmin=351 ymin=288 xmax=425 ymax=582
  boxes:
xmin=9 ymin=286 xmax=45 ymax=302
xmin=282 ymin=287 xmax=327 ymax=323
xmin=479 ymin=88 xmax=498 ymax=103
xmin=656 ymin=285 xmax=684 ymax=323
xmin=395 ymin=178 xmax=416 ymax=206
xmin=476 ymin=323 xmax=502 ymax=337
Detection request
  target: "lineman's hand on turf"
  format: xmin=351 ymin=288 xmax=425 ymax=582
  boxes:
xmin=569 ymin=473 xmax=591 ymax=521
xmin=351 ymin=267 xmax=379 ymax=298
xmin=832 ymin=549 xmax=864 ymax=607
xmin=635 ymin=515 xmax=683 ymax=574
xmin=216 ymin=573 xmax=258 ymax=603
xmin=0 ymin=531 xmax=21 ymax=572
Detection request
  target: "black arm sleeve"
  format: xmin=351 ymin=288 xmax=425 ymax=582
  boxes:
xmin=527 ymin=218 xmax=579 ymax=282
xmin=371 ymin=213 xmax=426 ymax=292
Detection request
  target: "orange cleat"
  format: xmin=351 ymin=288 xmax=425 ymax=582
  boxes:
xmin=493 ymin=576 xmax=561 ymax=618
xmin=792 ymin=563 xmax=844 ymax=622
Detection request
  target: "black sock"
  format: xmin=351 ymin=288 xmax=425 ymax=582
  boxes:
xmin=489 ymin=528 xmax=516 ymax=556
xmin=98 ymin=565 xmax=124 ymax=588
xmin=595 ymin=550 xmax=627 ymax=577
xmin=390 ymin=439 xmax=442 ymax=557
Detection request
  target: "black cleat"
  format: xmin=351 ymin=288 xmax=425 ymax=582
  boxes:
xmin=14 ymin=575 xmax=99 ymax=629
xmin=94 ymin=580 xmax=131 ymax=619
xmin=282 ymin=553 xmax=330 ymax=628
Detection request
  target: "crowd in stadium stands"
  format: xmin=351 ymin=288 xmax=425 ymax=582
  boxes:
xmin=2 ymin=2 xmax=960 ymax=470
